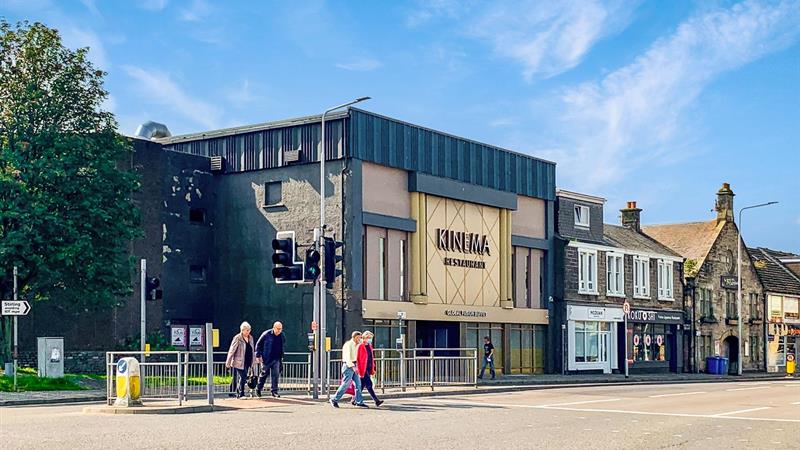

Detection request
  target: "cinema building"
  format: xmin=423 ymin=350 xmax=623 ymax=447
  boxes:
xmin=84 ymin=108 xmax=558 ymax=375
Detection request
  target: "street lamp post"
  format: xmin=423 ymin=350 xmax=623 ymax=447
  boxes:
xmin=737 ymin=201 xmax=777 ymax=375
xmin=314 ymin=97 xmax=370 ymax=399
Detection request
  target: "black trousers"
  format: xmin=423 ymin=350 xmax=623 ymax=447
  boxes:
xmin=232 ymin=367 xmax=247 ymax=396
xmin=360 ymin=374 xmax=380 ymax=402
xmin=257 ymin=359 xmax=281 ymax=393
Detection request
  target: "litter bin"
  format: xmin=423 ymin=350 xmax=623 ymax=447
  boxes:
xmin=719 ymin=357 xmax=729 ymax=375
xmin=706 ymin=356 xmax=719 ymax=374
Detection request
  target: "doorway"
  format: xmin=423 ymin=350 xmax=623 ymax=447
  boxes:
xmin=416 ymin=321 xmax=460 ymax=356
xmin=722 ymin=335 xmax=739 ymax=374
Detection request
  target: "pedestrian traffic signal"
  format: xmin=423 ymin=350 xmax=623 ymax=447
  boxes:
xmin=272 ymin=231 xmax=304 ymax=284
xmin=145 ymin=277 xmax=162 ymax=301
xmin=323 ymin=237 xmax=344 ymax=288
xmin=305 ymin=246 xmax=321 ymax=281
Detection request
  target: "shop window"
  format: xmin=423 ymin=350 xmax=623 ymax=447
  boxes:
xmin=629 ymin=323 xmax=670 ymax=362
xmin=509 ymin=324 xmax=546 ymax=374
xmin=578 ymin=248 xmax=597 ymax=294
xmin=362 ymin=319 xmax=406 ymax=350
xmin=769 ymin=295 xmax=783 ymax=320
xmin=784 ymin=296 xmax=799 ymax=321
xmin=606 ymin=253 xmax=624 ymax=296
xmin=466 ymin=323 xmax=504 ymax=374
xmin=657 ymin=259 xmax=673 ymax=300
xmin=633 ymin=257 xmax=650 ymax=298
xmin=574 ymin=321 xmax=610 ymax=363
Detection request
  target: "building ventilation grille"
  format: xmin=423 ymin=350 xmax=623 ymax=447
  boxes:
xmin=210 ymin=156 xmax=225 ymax=172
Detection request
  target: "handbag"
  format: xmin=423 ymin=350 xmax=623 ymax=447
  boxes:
xmin=246 ymin=366 xmax=258 ymax=390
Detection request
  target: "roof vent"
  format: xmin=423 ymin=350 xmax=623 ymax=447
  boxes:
xmin=210 ymin=156 xmax=225 ymax=172
xmin=134 ymin=121 xmax=171 ymax=140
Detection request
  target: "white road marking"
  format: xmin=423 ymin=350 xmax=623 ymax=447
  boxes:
xmin=538 ymin=398 xmax=622 ymax=407
xmin=714 ymin=407 xmax=771 ymax=417
xmin=791 ymin=402 xmax=800 ymax=405
xmin=421 ymin=399 xmax=799 ymax=423
xmin=726 ymin=386 xmax=771 ymax=392
xmin=649 ymin=391 xmax=706 ymax=398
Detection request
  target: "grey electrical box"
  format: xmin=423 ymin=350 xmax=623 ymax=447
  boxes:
xmin=37 ymin=337 xmax=64 ymax=378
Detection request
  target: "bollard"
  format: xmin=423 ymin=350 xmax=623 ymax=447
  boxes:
xmin=787 ymin=353 xmax=796 ymax=377
xmin=113 ymin=357 xmax=142 ymax=407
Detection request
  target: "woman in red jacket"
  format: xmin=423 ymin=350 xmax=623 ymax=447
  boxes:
xmin=355 ymin=331 xmax=383 ymax=406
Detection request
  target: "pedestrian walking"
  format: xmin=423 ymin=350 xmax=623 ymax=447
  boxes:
xmin=330 ymin=331 xmax=367 ymax=408
xmin=225 ymin=321 xmax=256 ymax=398
xmin=356 ymin=331 xmax=383 ymax=406
xmin=255 ymin=321 xmax=286 ymax=398
xmin=477 ymin=336 xmax=496 ymax=380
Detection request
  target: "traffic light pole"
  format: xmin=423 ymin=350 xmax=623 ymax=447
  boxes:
xmin=140 ymin=259 xmax=146 ymax=356
xmin=311 ymin=228 xmax=322 ymax=400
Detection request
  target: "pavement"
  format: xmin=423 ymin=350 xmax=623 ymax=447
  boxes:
xmin=0 ymin=371 xmax=792 ymax=406
xmin=1 ymin=379 xmax=798 ymax=449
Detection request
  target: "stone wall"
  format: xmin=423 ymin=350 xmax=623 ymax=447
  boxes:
xmin=17 ymin=351 xmax=106 ymax=374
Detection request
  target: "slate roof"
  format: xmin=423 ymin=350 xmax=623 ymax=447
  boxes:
xmin=748 ymin=247 xmax=800 ymax=296
xmin=642 ymin=220 xmax=724 ymax=270
xmin=603 ymin=224 xmax=681 ymax=258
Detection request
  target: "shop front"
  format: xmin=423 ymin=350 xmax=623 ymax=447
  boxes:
xmin=624 ymin=308 xmax=684 ymax=373
xmin=566 ymin=304 xmax=623 ymax=374
xmin=767 ymin=294 xmax=800 ymax=373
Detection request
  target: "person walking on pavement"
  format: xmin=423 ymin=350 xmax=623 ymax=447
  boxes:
xmin=356 ymin=331 xmax=383 ymax=407
xmin=478 ymin=336 xmax=496 ymax=380
xmin=225 ymin=321 xmax=256 ymax=398
xmin=255 ymin=321 xmax=286 ymax=398
xmin=330 ymin=331 xmax=367 ymax=408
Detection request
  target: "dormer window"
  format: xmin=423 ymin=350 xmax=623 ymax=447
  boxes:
xmin=574 ymin=205 xmax=590 ymax=228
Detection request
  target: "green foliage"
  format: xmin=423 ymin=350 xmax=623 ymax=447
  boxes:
xmin=0 ymin=372 xmax=86 ymax=392
xmin=0 ymin=21 xmax=141 ymax=361
xmin=684 ymin=259 xmax=698 ymax=277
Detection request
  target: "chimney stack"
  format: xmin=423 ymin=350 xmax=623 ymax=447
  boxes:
xmin=715 ymin=183 xmax=735 ymax=223
xmin=621 ymin=201 xmax=642 ymax=232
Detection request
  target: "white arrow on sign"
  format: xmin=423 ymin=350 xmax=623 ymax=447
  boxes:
xmin=2 ymin=300 xmax=31 ymax=316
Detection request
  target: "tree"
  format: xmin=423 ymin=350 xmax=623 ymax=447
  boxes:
xmin=0 ymin=21 xmax=141 ymax=362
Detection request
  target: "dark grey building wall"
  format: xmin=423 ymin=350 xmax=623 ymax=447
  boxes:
xmin=556 ymin=197 xmax=604 ymax=243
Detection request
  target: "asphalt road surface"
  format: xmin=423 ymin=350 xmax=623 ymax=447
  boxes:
xmin=2 ymin=380 xmax=798 ymax=449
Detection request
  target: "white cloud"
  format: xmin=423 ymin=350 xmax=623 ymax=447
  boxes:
xmin=541 ymin=0 xmax=800 ymax=191
xmin=180 ymin=0 xmax=213 ymax=22
xmin=79 ymin=0 xmax=101 ymax=17
xmin=122 ymin=65 xmax=220 ymax=130
xmin=138 ymin=0 xmax=168 ymax=11
xmin=471 ymin=0 xmax=638 ymax=80
xmin=335 ymin=58 xmax=382 ymax=71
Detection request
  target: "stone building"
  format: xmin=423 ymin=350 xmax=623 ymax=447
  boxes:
xmin=644 ymin=183 xmax=764 ymax=373
xmin=554 ymin=190 xmax=685 ymax=374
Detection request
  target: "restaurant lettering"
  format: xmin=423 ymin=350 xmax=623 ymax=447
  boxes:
xmin=626 ymin=309 xmax=684 ymax=324
xmin=444 ymin=257 xmax=486 ymax=269
xmin=437 ymin=228 xmax=491 ymax=256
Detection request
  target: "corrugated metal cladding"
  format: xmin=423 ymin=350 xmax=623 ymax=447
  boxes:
xmin=162 ymin=118 xmax=348 ymax=172
xmin=162 ymin=109 xmax=555 ymax=201
xmin=348 ymin=109 xmax=555 ymax=201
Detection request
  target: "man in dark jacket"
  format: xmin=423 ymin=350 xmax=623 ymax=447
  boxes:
xmin=255 ymin=321 xmax=285 ymax=398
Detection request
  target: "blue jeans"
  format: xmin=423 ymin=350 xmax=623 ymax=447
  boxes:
xmin=479 ymin=357 xmax=495 ymax=378
xmin=333 ymin=365 xmax=363 ymax=404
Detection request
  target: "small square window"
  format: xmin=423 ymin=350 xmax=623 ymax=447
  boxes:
xmin=189 ymin=265 xmax=207 ymax=283
xmin=189 ymin=208 xmax=206 ymax=224
xmin=574 ymin=205 xmax=590 ymax=227
xmin=264 ymin=181 xmax=283 ymax=207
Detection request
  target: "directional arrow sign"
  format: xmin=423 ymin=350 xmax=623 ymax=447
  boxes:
xmin=2 ymin=300 xmax=31 ymax=316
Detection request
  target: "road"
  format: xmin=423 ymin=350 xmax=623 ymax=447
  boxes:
xmin=1 ymin=380 xmax=798 ymax=449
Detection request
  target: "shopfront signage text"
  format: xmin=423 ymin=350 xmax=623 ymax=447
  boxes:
xmin=443 ymin=257 xmax=486 ymax=269
xmin=626 ymin=309 xmax=683 ymax=324
xmin=445 ymin=309 xmax=488 ymax=318
xmin=720 ymin=275 xmax=738 ymax=290
xmin=437 ymin=228 xmax=491 ymax=256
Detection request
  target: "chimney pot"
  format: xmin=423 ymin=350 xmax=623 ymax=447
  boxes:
xmin=621 ymin=201 xmax=642 ymax=232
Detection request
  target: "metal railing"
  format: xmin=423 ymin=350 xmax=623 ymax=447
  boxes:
xmin=326 ymin=348 xmax=477 ymax=395
xmin=106 ymin=347 xmax=476 ymax=405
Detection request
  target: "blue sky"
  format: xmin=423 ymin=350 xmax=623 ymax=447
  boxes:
xmin=2 ymin=0 xmax=799 ymax=251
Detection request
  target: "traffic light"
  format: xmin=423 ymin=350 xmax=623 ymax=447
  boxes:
xmin=145 ymin=277 xmax=162 ymax=301
xmin=304 ymin=246 xmax=321 ymax=281
xmin=323 ymin=237 xmax=344 ymax=288
xmin=272 ymin=231 xmax=304 ymax=284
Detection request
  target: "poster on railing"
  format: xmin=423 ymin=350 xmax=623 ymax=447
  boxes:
xmin=171 ymin=325 xmax=187 ymax=348
xmin=189 ymin=325 xmax=205 ymax=348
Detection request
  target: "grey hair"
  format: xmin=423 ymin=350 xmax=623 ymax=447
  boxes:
xmin=240 ymin=321 xmax=251 ymax=331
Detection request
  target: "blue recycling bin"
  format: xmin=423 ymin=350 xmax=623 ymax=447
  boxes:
xmin=706 ymin=356 xmax=719 ymax=374
xmin=719 ymin=357 xmax=729 ymax=375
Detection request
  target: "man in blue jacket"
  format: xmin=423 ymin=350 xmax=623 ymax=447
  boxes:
xmin=255 ymin=321 xmax=285 ymax=398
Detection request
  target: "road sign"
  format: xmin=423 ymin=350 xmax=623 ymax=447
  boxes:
xmin=622 ymin=301 xmax=630 ymax=315
xmin=788 ymin=353 xmax=795 ymax=362
xmin=2 ymin=300 xmax=30 ymax=316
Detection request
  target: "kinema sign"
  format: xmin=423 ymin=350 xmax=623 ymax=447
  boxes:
xmin=436 ymin=228 xmax=491 ymax=255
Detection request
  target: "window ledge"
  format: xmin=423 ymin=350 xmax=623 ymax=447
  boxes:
xmin=575 ymin=224 xmax=590 ymax=229
xmin=633 ymin=294 xmax=650 ymax=300
xmin=607 ymin=292 xmax=626 ymax=298
xmin=658 ymin=297 xmax=675 ymax=302
xmin=578 ymin=290 xmax=599 ymax=296
xmin=263 ymin=203 xmax=287 ymax=210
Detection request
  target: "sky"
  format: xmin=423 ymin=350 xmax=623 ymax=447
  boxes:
xmin=2 ymin=0 xmax=799 ymax=251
